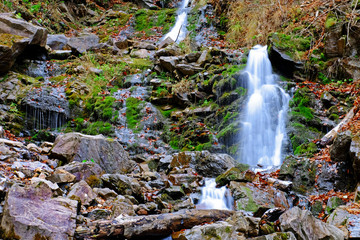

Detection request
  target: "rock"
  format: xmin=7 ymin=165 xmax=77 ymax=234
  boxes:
xmin=324 ymin=23 xmax=345 ymax=58
xmin=0 ymin=14 xmax=47 ymax=46
xmin=280 ymin=207 xmax=345 ymax=240
xmin=168 ymin=173 xmax=199 ymax=186
xmin=105 ymin=196 xmax=136 ymax=217
xmin=130 ymin=49 xmax=153 ymax=58
xmin=132 ymin=0 xmax=158 ymax=9
xmin=159 ymin=56 xmax=180 ymax=72
xmin=215 ymin=167 xmax=253 ymax=187
xmin=327 ymin=205 xmax=360 ymax=238
xmin=30 ymin=177 xmax=62 ymax=196
xmin=226 ymin=211 xmax=260 ymax=237
xmin=158 ymin=37 xmax=175 ymax=49
xmin=47 ymin=169 xmax=76 ymax=183
xmin=1 ymin=183 xmax=77 ymax=240
xmin=176 ymin=63 xmax=203 ymax=76
xmin=113 ymin=35 xmax=128 ymax=49
xmin=49 ymin=50 xmax=72 ymax=60
xmin=0 ymin=126 xmax=3 ymax=138
xmin=185 ymin=52 xmax=201 ymax=62
xmin=251 ymin=232 xmax=296 ymax=240
xmin=230 ymin=182 xmax=289 ymax=213
xmin=162 ymin=185 xmax=185 ymax=200
xmin=77 ymin=209 xmax=234 ymax=239
xmin=68 ymin=180 xmax=96 ymax=206
xmin=330 ymin=130 xmax=352 ymax=162
xmin=50 ymin=133 xmax=136 ymax=174
xmin=179 ymin=221 xmax=238 ymax=240
xmin=0 ymin=145 xmax=17 ymax=161
xmin=11 ymin=161 xmax=53 ymax=178
xmin=89 ymin=67 xmax=103 ymax=75
xmin=132 ymin=40 xmax=156 ymax=50
xmin=339 ymin=57 xmax=360 ymax=80
xmin=57 ymin=161 xmax=105 ymax=182
xmin=46 ymin=34 xmax=69 ymax=50
xmin=350 ymin=134 xmax=360 ymax=179
xmin=197 ymin=50 xmax=211 ymax=67
xmin=101 ymin=174 xmax=142 ymax=200
xmin=88 ymin=209 xmax=112 ymax=220
xmin=268 ymin=45 xmax=303 ymax=78
xmin=94 ymin=187 xmax=118 ymax=200
xmin=26 ymin=143 xmax=41 ymax=153
xmin=0 ymin=138 xmax=24 ymax=148
xmin=266 ymin=178 xmax=293 ymax=192
xmin=0 ymin=34 xmax=28 ymax=74
xmin=67 ymin=34 xmax=99 ymax=54
xmin=170 ymin=151 xmax=236 ymax=177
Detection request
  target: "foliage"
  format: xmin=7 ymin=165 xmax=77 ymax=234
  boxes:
xmin=126 ymin=97 xmax=144 ymax=131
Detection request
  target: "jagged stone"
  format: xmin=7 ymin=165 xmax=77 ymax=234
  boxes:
xmin=46 ymin=34 xmax=69 ymax=50
xmin=330 ymin=130 xmax=352 ymax=162
xmin=46 ymin=169 xmax=76 ymax=183
xmin=68 ymin=180 xmax=96 ymax=206
xmin=101 ymin=174 xmax=142 ymax=200
xmin=50 ymin=133 xmax=136 ymax=174
xmin=67 ymin=34 xmax=99 ymax=54
xmin=1 ymin=183 xmax=77 ymax=240
xmin=58 ymin=161 xmax=105 ymax=182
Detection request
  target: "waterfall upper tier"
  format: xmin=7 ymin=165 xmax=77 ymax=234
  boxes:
xmin=240 ymin=45 xmax=290 ymax=169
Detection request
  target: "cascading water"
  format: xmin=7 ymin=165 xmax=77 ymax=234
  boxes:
xmin=162 ymin=0 xmax=190 ymax=43
xmin=240 ymin=45 xmax=289 ymax=169
xmin=196 ymin=178 xmax=233 ymax=210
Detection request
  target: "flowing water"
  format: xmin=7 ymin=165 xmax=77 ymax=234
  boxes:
xmin=162 ymin=0 xmax=190 ymax=43
xmin=196 ymin=178 xmax=233 ymax=210
xmin=240 ymin=45 xmax=289 ymax=169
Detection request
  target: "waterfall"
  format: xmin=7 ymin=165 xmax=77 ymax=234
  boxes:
xmin=240 ymin=45 xmax=289 ymax=169
xmin=196 ymin=179 xmax=233 ymax=210
xmin=162 ymin=0 xmax=190 ymax=43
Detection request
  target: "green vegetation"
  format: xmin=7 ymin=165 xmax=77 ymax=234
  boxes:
xmin=294 ymin=142 xmax=318 ymax=156
xmin=289 ymin=87 xmax=314 ymax=121
xmin=0 ymin=33 xmax=25 ymax=47
xmin=126 ymin=97 xmax=144 ymax=131
xmin=270 ymin=32 xmax=312 ymax=60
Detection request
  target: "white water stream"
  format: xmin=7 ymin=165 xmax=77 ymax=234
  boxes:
xmin=240 ymin=45 xmax=290 ymax=169
xmin=162 ymin=0 xmax=190 ymax=43
xmin=196 ymin=178 xmax=233 ymax=210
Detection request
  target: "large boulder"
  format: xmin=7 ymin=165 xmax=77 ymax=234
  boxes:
xmin=0 ymin=14 xmax=47 ymax=46
xmin=50 ymin=133 xmax=136 ymax=174
xmin=330 ymin=130 xmax=352 ymax=162
xmin=1 ymin=183 xmax=77 ymax=240
xmin=67 ymin=34 xmax=99 ymax=54
xmin=269 ymin=46 xmax=303 ymax=78
xmin=169 ymin=151 xmax=236 ymax=177
xmin=0 ymin=35 xmax=28 ymax=74
xmin=280 ymin=207 xmax=344 ymax=240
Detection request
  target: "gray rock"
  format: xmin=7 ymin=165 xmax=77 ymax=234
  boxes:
xmin=93 ymin=187 xmax=118 ymax=200
xmin=0 ymin=37 xmax=28 ymax=74
xmin=68 ymin=180 xmax=96 ymax=206
xmin=68 ymin=34 xmax=99 ymax=54
xmin=330 ymin=130 xmax=352 ymax=162
xmin=158 ymin=37 xmax=175 ymax=49
xmin=58 ymin=161 xmax=104 ymax=182
xmin=181 ymin=221 xmax=238 ymax=240
xmin=324 ymin=23 xmax=345 ymax=58
xmin=11 ymin=161 xmax=53 ymax=178
xmin=130 ymin=48 xmax=153 ymax=58
xmin=101 ymin=174 xmax=142 ymax=200
xmin=280 ymin=207 xmax=344 ymax=240
xmin=170 ymin=151 xmax=236 ymax=177
xmin=46 ymin=34 xmax=69 ymax=50
xmin=197 ymin=50 xmax=211 ymax=67
xmin=87 ymin=209 xmax=112 ymax=220
xmin=1 ymin=183 xmax=77 ymax=240
xmin=0 ymin=13 xmax=47 ymax=46
xmin=50 ymin=133 xmax=136 ymax=174
xmin=0 ymin=138 xmax=24 ymax=148
xmin=113 ymin=35 xmax=128 ymax=49
xmin=185 ymin=52 xmax=201 ymax=62
xmin=176 ymin=63 xmax=203 ymax=76
xmin=0 ymin=145 xmax=17 ymax=161
xmin=132 ymin=41 xmax=156 ymax=50
xmin=46 ymin=169 xmax=76 ymax=183
xmin=251 ymin=232 xmax=297 ymax=240
xmin=104 ymin=195 xmax=136 ymax=218
xmin=30 ymin=177 xmax=62 ymax=196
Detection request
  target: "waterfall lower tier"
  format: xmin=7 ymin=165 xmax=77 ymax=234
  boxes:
xmin=196 ymin=179 xmax=233 ymax=210
xmin=162 ymin=0 xmax=190 ymax=43
xmin=240 ymin=45 xmax=289 ymax=169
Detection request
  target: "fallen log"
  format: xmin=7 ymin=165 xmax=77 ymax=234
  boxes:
xmin=320 ymin=107 xmax=355 ymax=146
xmin=77 ymin=209 xmax=234 ymax=239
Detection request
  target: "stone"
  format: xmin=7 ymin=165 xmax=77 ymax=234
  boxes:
xmin=11 ymin=161 xmax=53 ymax=178
xmin=324 ymin=23 xmax=345 ymax=58
xmin=197 ymin=50 xmax=211 ymax=67
xmin=89 ymin=67 xmax=103 ymax=75
xmin=46 ymin=34 xmax=69 ymax=50
xmin=0 ymin=126 xmax=4 ymax=138
xmin=168 ymin=174 xmax=199 ymax=186
xmin=226 ymin=211 xmax=259 ymax=237
xmin=0 ymin=145 xmax=17 ymax=161
xmin=158 ymin=37 xmax=175 ymax=49
xmin=68 ymin=180 xmax=96 ymax=206
xmin=280 ymin=207 xmax=344 ymax=240
xmin=106 ymin=196 xmax=136 ymax=218
xmin=215 ymin=167 xmax=253 ymax=187
xmin=339 ymin=58 xmax=360 ymax=80
xmin=327 ymin=205 xmax=358 ymax=238
xmin=179 ymin=221 xmax=238 ymax=240
xmin=113 ymin=35 xmax=128 ymax=49
xmin=1 ymin=183 xmax=77 ymax=239
xmin=31 ymin=177 xmax=62 ymax=196
xmin=26 ymin=143 xmax=41 ymax=153
xmin=330 ymin=130 xmax=352 ymax=162
xmin=350 ymin=134 xmax=360 ymax=180
xmin=266 ymin=178 xmax=293 ymax=192
xmin=0 ymin=138 xmax=24 ymax=148
xmin=130 ymin=49 xmax=153 ymax=58
xmin=67 ymin=34 xmax=99 ymax=54
xmin=163 ymin=186 xmax=185 ymax=200
xmin=88 ymin=209 xmax=112 ymax=220
xmin=170 ymin=151 xmax=236 ymax=177
xmin=93 ymin=187 xmax=118 ymax=200
xmin=131 ymin=41 xmax=156 ymax=50
xmin=0 ymin=35 xmax=28 ymax=74
xmin=268 ymin=45 xmax=303 ymax=78
xmin=251 ymin=232 xmax=297 ymax=240
xmin=230 ymin=182 xmax=289 ymax=213
xmin=176 ymin=63 xmax=203 ymax=76
xmin=0 ymin=14 xmax=47 ymax=46
xmin=50 ymin=133 xmax=136 ymax=174
xmin=159 ymin=56 xmax=180 ymax=72
xmin=57 ymin=161 xmax=105 ymax=182
xmin=185 ymin=52 xmax=201 ymax=62
xmin=47 ymin=169 xmax=76 ymax=183
xmin=101 ymin=174 xmax=142 ymax=200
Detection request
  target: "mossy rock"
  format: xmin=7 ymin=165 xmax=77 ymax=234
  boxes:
xmin=294 ymin=142 xmax=319 ymax=156
xmin=215 ymin=165 xmax=250 ymax=187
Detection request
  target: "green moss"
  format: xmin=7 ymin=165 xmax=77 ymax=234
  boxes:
xmin=0 ymin=33 xmax=25 ymax=47
xmin=126 ymin=97 xmax=144 ymax=131
xmin=82 ymin=121 xmax=114 ymax=135
xmin=86 ymin=175 xmax=102 ymax=188
xmin=270 ymin=32 xmax=312 ymax=60
xmin=325 ymin=16 xmax=337 ymax=29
